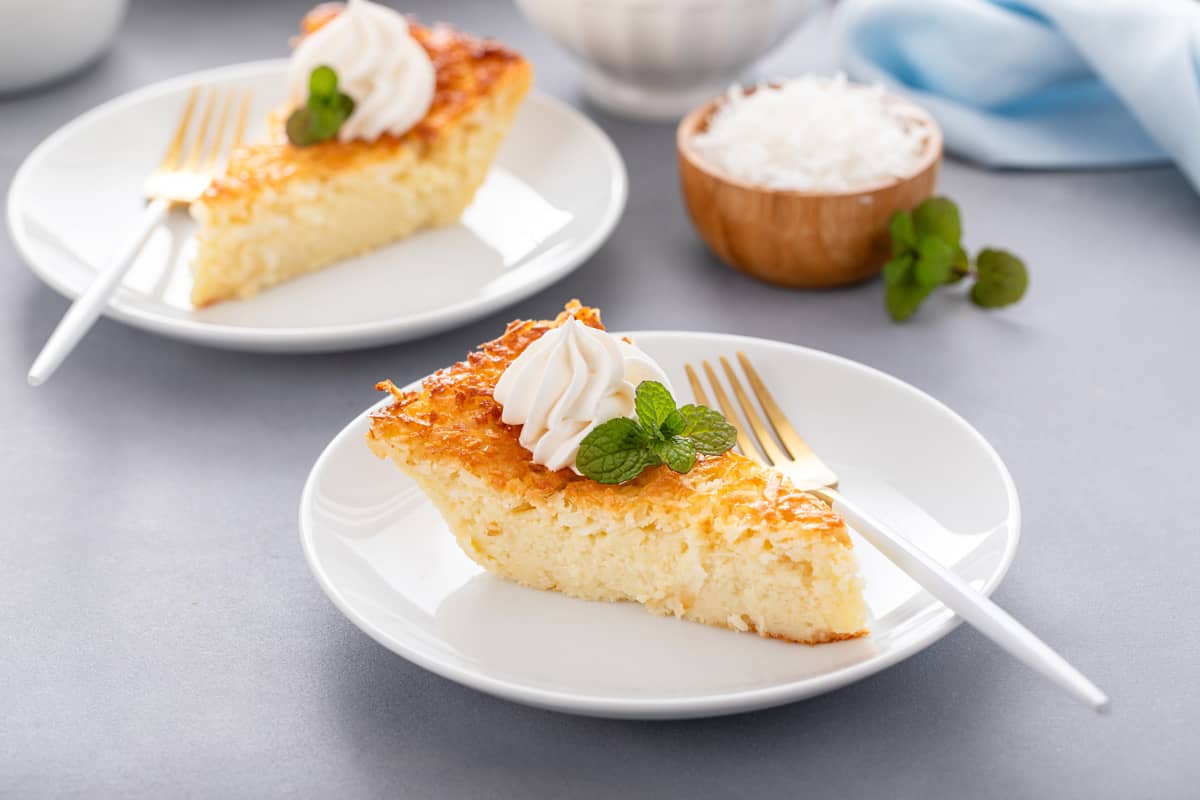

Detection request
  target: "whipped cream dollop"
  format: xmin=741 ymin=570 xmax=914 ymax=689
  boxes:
xmin=288 ymin=0 xmax=436 ymax=143
xmin=493 ymin=319 xmax=673 ymax=474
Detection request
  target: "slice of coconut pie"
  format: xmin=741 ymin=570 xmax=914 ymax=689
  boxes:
xmin=190 ymin=2 xmax=532 ymax=306
xmin=366 ymin=302 xmax=867 ymax=644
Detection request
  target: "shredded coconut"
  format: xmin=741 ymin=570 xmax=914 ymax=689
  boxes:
xmin=763 ymin=471 xmax=782 ymax=503
xmin=690 ymin=74 xmax=928 ymax=191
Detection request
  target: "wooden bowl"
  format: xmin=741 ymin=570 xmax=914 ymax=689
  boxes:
xmin=676 ymin=91 xmax=943 ymax=288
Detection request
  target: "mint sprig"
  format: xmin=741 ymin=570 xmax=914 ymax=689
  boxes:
xmin=575 ymin=381 xmax=737 ymax=484
xmin=883 ymin=197 xmax=1028 ymax=322
xmin=286 ymin=65 xmax=355 ymax=147
xmin=972 ymin=248 xmax=1029 ymax=308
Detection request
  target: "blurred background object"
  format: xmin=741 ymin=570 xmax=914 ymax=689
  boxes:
xmin=0 ymin=0 xmax=128 ymax=94
xmin=513 ymin=0 xmax=824 ymax=121
xmin=836 ymin=0 xmax=1200 ymax=192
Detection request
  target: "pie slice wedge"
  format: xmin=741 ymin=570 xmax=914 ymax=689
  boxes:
xmin=189 ymin=23 xmax=532 ymax=307
xmin=366 ymin=302 xmax=868 ymax=644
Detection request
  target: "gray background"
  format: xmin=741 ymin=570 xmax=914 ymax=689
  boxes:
xmin=3 ymin=0 xmax=1197 ymax=797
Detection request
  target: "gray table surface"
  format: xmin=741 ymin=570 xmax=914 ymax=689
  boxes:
xmin=3 ymin=1 xmax=1197 ymax=797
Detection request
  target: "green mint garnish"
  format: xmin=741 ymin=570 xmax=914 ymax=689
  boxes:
xmin=633 ymin=379 xmax=677 ymax=436
xmin=575 ymin=381 xmax=737 ymax=484
xmin=885 ymin=281 xmax=932 ymax=325
xmin=888 ymin=209 xmax=917 ymax=251
xmin=573 ymin=417 xmax=656 ymax=485
xmin=309 ymin=64 xmax=338 ymax=99
xmin=660 ymin=409 xmax=686 ymax=438
xmin=914 ymin=235 xmax=955 ymax=287
xmin=912 ymin=196 xmax=961 ymax=246
xmin=677 ymin=404 xmax=738 ymax=455
xmin=883 ymin=196 xmax=1028 ymax=322
xmin=286 ymin=65 xmax=356 ymax=147
xmin=971 ymin=248 xmax=1029 ymax=308
xmin=653 ymin=436 xmax=696 ymax=474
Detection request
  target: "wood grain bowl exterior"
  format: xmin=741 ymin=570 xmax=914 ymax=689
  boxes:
xmin=676 ymin=94 xmax=943 ymax=288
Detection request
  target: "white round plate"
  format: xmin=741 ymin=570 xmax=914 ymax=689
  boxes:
xmin=300 ymin=332 xmax=1020 ymax=719
xmin=7 ymin=61 xmax=626 ymax=352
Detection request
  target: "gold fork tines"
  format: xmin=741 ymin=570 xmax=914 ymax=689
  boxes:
xmin=203 ymin=91 xmax=234 ymax=172
xmin=159 ymin=87 xmax=200 ymax=173
xmin=686 ymin=352 xmax=839 ymax=490
xmin=690 ymin=362 xmax=756 ymax=460
xmin=718 ymin=355 xmax=790 ymax=466
xmin=735 ymin=352 xmax=826 ymax=466
xmin=232 ymin=89 xmax=251 ymax=151
xmin=183 ymin=88 xmax=219 ymax=171
xmin=145 ymin=85 xmax=252 ymax=205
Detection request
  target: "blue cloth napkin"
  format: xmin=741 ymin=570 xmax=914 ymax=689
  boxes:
xmin=835 ymin=0 xmax=1200 ymax=188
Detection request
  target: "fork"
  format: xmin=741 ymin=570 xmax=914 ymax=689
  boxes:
xmin=687 ymin=352 xmax=1109 ymax=712
xmin=27 ymin=86 xmax=252 ymax=387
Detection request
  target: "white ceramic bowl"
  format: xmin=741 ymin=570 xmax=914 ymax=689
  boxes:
xmin=513 ymin=0 xmax=823 ymax=121
xmin=0 ymin=0 xmax=128 ymax=93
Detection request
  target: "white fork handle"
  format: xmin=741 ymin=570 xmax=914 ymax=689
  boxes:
xmin=27 ymin=198 xmax=171 ymax=387
xmin=818 ymin=487 xmax=1110 ymax=713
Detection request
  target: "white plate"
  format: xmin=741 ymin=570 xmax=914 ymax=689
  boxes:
xmin=7 ymin=61 xmax=626 ymax=352
xmin=300 ymin=331 xmax=1020 ymax=719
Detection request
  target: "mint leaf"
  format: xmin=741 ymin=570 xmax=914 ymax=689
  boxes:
xmin=889 ymin=210 xmax=917 ymax=253
xmin=882 ymin=254 xmax=914 ymax=287
xmin=654 ymin=437 xmax=696 ymax=474
xmin=309 ymin=65 xmax=339 ymax=101
xmin=913 ymin=197 xmax=961 ymax=246
xmin=886 ymin=281 xmax=932 ymax=322
xmin=678 ymin=404 xmax=737 ymax=455
xmin=885 ymin=196 xmax=1030 ymax=322
xmin=971 ymin=249 xmax=1028 ymax=308
xmin=310 ymin=104 xmax=346 ymax=136
xmin=285 ymin=109 xmax=317 ymax=147
xmin=576 ymin=418 xmax=655 ymax=484
xmin=575 ymin=384 xmax=737 ymax=484
xmin=288 ymin=66 xmax=355 ymax=146
xmin=660 ymin=409 xmax=685 ymax=438
xmin=914 ymin=235 xmax=955 ymax=288
xmin=634 ymin=381 xmax=676 ymax=438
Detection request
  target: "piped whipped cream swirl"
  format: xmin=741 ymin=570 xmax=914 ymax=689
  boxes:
xmin=288 ymin=0 xmax=435 ymax=143
xmin=494 ymin=319 xmax=672 ymax=474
